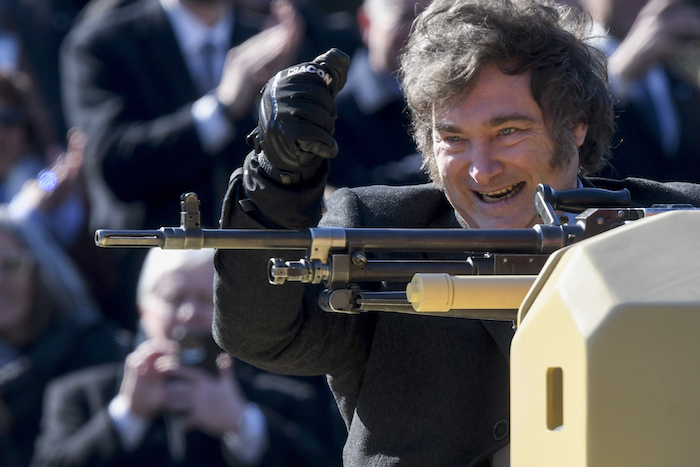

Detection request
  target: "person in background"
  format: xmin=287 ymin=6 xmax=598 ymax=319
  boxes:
xmin=0 ymin=206 xmax=128 ymax=467
xmin=582 ymin=0 xmax=700 ymax=181
xmin=8 ymin=128 xmax=133 ymax=333
xmin=61 ymin=0 xmax=304 ymax=232
xmin=31 ymin=247 xmax=344 ymax=467
xmin=60 ymin=0 xmax=305 ymax=331
xmin=0 ymin=74 xmax=106 ymax=326
xmin=329 ymin=0 xmax=430 ymax=188
xmin=0 ymin=52 xmax=126 ymax=331
xmin=0 ymin=70 xmax=87 ymax=254
xmin=0 ymin=8 xmax=63 ymax=154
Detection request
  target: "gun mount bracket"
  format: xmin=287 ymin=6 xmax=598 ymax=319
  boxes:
xmin=309 ymin=227 xmax=346 ymax=262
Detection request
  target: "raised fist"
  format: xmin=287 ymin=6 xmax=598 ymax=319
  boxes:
xmin=247 ymin=48 xmax=351 ymax=177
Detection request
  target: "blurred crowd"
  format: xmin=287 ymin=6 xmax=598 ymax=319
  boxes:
xmin=0 ymin=0 xmax=698 ymax=464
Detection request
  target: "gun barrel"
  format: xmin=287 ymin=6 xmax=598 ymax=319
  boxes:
xmin=95 ymin=228 xmax=312 ymax=250
xmin=342 ymin=228 xmax=546 ymax=252
xmin=95 ymin=230 xmax=165 ymax=247
xmin=93 ymin=186 xmax=637 ymax=252
xmin=96 ymin=226 xmax=557 ymax=253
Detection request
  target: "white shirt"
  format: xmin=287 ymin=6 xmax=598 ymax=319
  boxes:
xmin=161 ymin=0 xmax=231 ymax=95
xmin=109 ymin=394 xmax=268 ymax=464
xmin=160 ymin=0 xmax=237 ymax=154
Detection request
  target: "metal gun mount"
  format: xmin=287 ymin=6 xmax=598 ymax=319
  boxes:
xmin=95 ymin=185 xmax=694 ymax=319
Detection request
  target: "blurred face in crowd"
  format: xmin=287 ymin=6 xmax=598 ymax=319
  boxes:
xmin=139 ymin=262 xmax=215 ymax=340
xmin=432 ymin=64 xmax=587 ymax=229
xmin=360 ymin=0 xmax=431 ymax=75
xmin=0 ymin=99 xmax=28 ymax=182
xmin=0 ymin=229 xmax=35 ymax=341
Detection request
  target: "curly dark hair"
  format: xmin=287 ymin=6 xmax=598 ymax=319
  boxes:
xmin=399 ymin=0 xmax=614 ymax=184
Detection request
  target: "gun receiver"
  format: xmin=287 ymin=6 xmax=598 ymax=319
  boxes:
xmin=95 ymin=185 xmax=693 ymax=318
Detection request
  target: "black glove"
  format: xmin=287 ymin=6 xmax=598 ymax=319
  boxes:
xmin=247 ymin=48 xmax=351 ymax=180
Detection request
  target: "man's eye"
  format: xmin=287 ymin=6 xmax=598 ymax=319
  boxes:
xmin=446 ymin=135 xmax=462 ymax=142
xmin=159 ymin=294 xmax=183 ymax=307
xmin=500 ymin=128 xmax=515 ymax=136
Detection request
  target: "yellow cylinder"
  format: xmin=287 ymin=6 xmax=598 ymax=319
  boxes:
xmin=406 ymin=273 xmax=537 ymax=312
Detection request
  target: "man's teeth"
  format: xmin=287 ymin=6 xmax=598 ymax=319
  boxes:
xmin=479 ymin=183 xmax=523 ymax=202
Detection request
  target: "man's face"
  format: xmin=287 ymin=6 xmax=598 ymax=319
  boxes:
xmin=432 ymin=63 xmax=586 ymax=229
xmin=139 ymin=262 xmax=215 ymax=340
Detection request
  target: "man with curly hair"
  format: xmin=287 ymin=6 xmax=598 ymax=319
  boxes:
xmin=212 ymin=0 xmax=700 ymax=465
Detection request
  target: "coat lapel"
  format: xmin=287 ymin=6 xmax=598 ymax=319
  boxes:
xmin=135 ymin=0 xmax=199 ymax=104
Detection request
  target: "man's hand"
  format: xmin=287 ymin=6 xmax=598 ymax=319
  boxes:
xmin=163 ymin=354 xmax=248 ymax=437
xmin=216 ymin=0 xmax=304 ymax=121
xmin=118 ymin=339 xmax=180 ymax=419
xmin=11 ymin=128 xmax=85 ymax=216
xmin=248 ymin=48 xmax=351 ymax=177
xmin=608 ymin=0 xmax=700 ymax=82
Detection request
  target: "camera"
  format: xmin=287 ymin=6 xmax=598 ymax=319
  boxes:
xmin=172 ymin=328 xmax=223 ymax=376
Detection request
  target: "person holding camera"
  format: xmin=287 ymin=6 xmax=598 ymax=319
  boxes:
xmin=30 ymin=248 xmax=344 ymax=467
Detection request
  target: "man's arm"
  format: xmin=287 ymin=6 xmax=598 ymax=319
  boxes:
xmin=213 ymin=160 xmax=375 ymax=377
xmin=212 ymin=50 xmax=376 ymax=377
xmin=60 ymin=16 xmax=218 ymax=204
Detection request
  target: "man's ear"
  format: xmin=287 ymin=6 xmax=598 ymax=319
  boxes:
xmin=573 ymin=122 xmax=588 ymax=147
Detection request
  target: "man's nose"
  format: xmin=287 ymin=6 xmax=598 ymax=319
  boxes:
xmin=176 ymin=301 xmax=210 ymax=324
xmin=468 ymin=142 xmax=504 ymax=185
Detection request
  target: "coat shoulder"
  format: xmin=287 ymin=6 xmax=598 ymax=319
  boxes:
xmin=321 ymin=183 xmax=453 ymax=228
xmin=586 ymin=176 xmax=700 ymax=207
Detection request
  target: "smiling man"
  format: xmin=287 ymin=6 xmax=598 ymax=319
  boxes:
xmin=430 ymin=64 xmax=587 ymax=229
xmin=212 ymin=0 xmax=700 ymax=465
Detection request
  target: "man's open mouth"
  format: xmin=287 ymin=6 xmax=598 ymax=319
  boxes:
xmin=478 ymin=182 xmax=525 ymax=203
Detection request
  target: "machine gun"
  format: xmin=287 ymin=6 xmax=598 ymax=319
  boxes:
xmin=94 ymin=184 xmax=691 ymax=320
xmin=96 ymin=186 xmax=700 ymax=465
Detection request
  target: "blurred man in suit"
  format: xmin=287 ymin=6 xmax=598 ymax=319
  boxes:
xmin=329 ymin=0 xmax=430 ymax=188
xmin=61 ymin=0 xmax=304 ymax=231
xmin=60 ymin=0 xmax=304 ymax=330
xmin=31 ymin=247 xmax=344 ymax=467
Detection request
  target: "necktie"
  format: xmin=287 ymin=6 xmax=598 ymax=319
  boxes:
xmin=644 ymin=66 xmax=680 ymax=158
xmin=200 ymin=41 xmax=218 ymax=94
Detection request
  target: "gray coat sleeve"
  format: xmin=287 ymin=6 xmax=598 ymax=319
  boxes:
xmin=212 ymin=153 xmax=375 ymax=378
